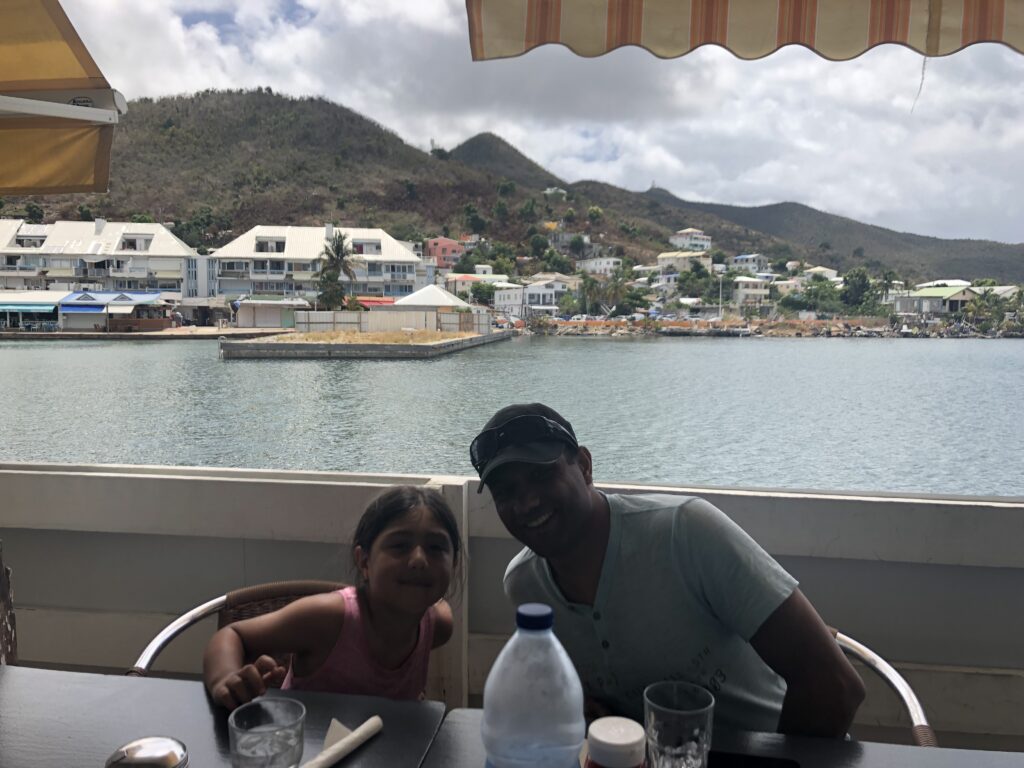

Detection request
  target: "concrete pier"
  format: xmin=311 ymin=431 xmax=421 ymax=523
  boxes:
xmin=220 ymin=329 xmax=513 ymax=359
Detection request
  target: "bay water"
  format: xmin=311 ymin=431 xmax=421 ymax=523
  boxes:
xmin=1 ymin=336 xmax=1021 ymax=498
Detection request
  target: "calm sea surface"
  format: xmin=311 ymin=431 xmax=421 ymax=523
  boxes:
xmin=1 ymin=337 xmax=1021 ymax=498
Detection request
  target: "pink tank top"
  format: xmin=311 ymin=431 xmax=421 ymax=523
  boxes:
xmin=282 ymin=587 xmax=435 ymax=700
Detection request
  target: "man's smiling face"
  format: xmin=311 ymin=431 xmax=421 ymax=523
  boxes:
xmin=485 ymin=448 xmax=594 ymax=558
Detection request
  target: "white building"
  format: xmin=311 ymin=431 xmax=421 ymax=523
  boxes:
xmin=184 ymin=254 xmax=218 ymax=298
xmin=733 ymin=275 xmax=770 ymax=306
xmin=773 ymin=279 xmax=802 ymax=297
xmin=492 ymin=277 xmax=568 ymax=319
xmin=530 ymin=272 xmax=582 ymax=294
xmin=235 ymin=296 xmax=310 ymax=328
xmin=577 ymin=256 xmax=621 ymax=276
xmin=212 ymin=224 xmax=427 ymax=299
xmin=445 ymin=272 xmax=510 ymax=297
xmin=0 ymin=218 xmax=197 ymax=296
xmin=802 ymin=265 xmax=840 ymax=281
xmin=668 ymin=227 xmax=712 ymax=251
xmin=492 ymin=282 xmax=525 ymax=320
xmin=731 ymin=253 xmax=770 ymax=275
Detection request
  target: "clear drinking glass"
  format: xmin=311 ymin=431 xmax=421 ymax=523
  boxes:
xmin=643 ymin=681 xmax=715 ymax=768
xmin=228 ymin=698 xmax=306 ymax=768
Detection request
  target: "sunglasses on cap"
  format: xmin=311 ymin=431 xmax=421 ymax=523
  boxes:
xmin=470 ymin=414 xmax=579 ymax=476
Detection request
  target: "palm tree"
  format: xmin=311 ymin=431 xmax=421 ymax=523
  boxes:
xmin=321 ymin=232 xmax=360 ymax=283
xmin=880 ymin=269 xmax=898 ymax=303
xmin=604 ymin=267 xmax=629 ymax=314
xmin=317 ymin=232 xmax=364 ymax=310
xmin=579 ymin=272 xmax=601 ymax=314
xmin=965 ymin=288 xmax=1006 ymax=331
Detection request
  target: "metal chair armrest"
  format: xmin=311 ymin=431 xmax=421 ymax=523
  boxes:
xmin=129 ymin=595 xmax=226 ymax=675
xmin=829 ymin=628 xmax=937 ymax=747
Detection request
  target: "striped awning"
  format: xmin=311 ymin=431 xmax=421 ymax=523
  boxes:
xmin=466 ymin=0 xmax=1024 ymax=61
xmin=0 ymin=0 xmax=125 ymax=194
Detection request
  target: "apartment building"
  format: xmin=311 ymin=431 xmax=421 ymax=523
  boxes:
xmin=211 ymin=224 xmax=428 ymax=299
xmin=0 ymin=218 xmax=197 ymax=296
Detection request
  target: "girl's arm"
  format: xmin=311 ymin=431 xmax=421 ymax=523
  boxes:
xmin=203 ymin=592 xmax=344 ymax=710
xmin=430 ymin=599 xmax=454 ymax=649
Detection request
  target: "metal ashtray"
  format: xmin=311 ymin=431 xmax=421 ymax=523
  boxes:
xmin=105 ymin=736 xmax=188 ymax=766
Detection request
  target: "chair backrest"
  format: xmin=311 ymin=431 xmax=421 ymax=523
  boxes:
xmin=830 ymin=627 xmax=937 ymax=747
xmin=0 ymin=541 xmax=16 ymax=665
xmin=129 ymin=580 xmax=345 ymax=677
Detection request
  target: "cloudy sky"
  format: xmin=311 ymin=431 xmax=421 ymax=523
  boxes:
xmin=64 ymin=0 xmax=1024 ymax=244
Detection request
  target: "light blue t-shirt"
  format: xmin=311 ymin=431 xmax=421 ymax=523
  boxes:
xmin=504 ymin=493 xmax=798 ymax=732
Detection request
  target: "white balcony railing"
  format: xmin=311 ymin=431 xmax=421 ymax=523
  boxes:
xmin=0 ymin=264 xmax=41 ymax=273
xmin=0 ymin=463 xmax=1022 ymax=749
xmin=110 ymin=267 xmax=150 ymax=277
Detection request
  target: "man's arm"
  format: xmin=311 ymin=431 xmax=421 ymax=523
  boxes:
xmin=750 ymin=589 xmax=866 ymax=738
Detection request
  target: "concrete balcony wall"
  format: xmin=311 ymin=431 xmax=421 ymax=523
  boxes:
xmin=0 ymin=463 xmax=1021 ymax=746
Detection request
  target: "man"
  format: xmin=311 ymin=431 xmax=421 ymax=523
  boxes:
xmin=471 ymin=403 xmax=864 ymax=737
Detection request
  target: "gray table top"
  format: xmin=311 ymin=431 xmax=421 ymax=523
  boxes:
xmin=0 ymin=665 xmax=445 ymax=767
xmin=421 ymin=708 xmax=1024 ymax=768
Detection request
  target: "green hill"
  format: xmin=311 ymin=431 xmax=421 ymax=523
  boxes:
xmin=450 ymin=132 xmax=564 ymax=190
xmin=651 ymin=194 xmax=1024 ymax=283
xmin=5 ymin=89 xmax=1022 ymax=281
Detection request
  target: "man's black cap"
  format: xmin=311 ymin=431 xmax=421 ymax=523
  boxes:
xmin=471 ymin=403 xmax=578 ymax=491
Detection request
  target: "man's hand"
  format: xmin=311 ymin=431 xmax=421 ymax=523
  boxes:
xmin=209 ymin=655 xmax=287 ymax=711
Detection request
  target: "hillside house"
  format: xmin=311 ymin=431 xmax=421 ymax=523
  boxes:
xmin=577 ymin=256 xmax=621 ymax=276
xmin=669 ymin=227 xmax=711 ymax=251
xmin=424 ymin=236 xmax=465 ymax=269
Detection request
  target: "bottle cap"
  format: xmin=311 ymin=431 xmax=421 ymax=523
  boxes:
xmin=587 ymin=716 xmax=645 ymax=768
xmin=516 ymin=603 xmax=554 ymax=630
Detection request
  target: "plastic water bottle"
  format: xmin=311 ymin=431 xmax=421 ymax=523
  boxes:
xmin=482 ymin=603 xmax=585 ymax=768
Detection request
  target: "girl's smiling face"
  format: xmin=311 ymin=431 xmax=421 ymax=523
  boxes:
xmin=356 ymin=504 xmax=454 ymax=615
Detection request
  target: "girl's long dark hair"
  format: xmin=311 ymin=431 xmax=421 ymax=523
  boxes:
xmin=353 ymin=485 xmax=463 ymax=596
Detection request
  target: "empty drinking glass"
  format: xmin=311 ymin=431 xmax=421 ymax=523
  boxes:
xmin=643 ymin=681 xmax=714 ymax=768
xmin=228 ymin=698 xmax=305 ymax=768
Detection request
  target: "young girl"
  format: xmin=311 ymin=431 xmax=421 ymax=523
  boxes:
xmin=203 ymin=485 xmax=461 ymax=710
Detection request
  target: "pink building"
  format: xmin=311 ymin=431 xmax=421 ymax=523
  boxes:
xmin=424 ymin=237 xmax=465 ymax=269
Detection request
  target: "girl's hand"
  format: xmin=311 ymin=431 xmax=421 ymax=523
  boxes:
xmin=210 ymin=655 xmax=287 ymax=710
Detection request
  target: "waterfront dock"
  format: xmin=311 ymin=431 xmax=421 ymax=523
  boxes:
xmin=0 ymin=327 xmax=289 ymax=341
xmin=220 ymin=329 xmax=513 ymax=359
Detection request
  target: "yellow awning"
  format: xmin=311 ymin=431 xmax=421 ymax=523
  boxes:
xmin=292 ymin=271 xmax=318 ymax=280
xmin=42 ymin=268 xmax=74 ymax=277
xmin=0 ymin=0 xmax=124 ymax=194
xmin=106 ymin=304 xmax=135 ymax=315
xmin=466 ymin=0 xmax=1024 ymax=61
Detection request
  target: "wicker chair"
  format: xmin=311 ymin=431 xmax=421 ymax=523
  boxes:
xmin=0 ymin=541 xmax=16 ymax=665
xmin=128 ymin=580 xmax=346 ymax=677
xmin=830 ymin=627 xmax=937 ymax=747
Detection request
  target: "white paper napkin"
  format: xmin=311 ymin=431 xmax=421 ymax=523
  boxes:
xmin=299 ymin=715 xmax=383 ymax=768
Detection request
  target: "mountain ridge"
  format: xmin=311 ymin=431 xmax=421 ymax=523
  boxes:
xmin=4 ymin=89 xmax=1021 ymax=281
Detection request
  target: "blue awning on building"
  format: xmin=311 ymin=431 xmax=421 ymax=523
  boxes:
xmin=60 ymin=305 xmax=104 ymax=313
xmin=0 ymin=304 xmax=56 ymax=312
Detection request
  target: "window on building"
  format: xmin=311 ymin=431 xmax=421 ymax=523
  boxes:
xmin=255 ymin=239 xmax=286 ymax=253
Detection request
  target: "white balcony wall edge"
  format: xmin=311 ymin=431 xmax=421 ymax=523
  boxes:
xmin=1 ymin=463 xmax=1022 ymax=741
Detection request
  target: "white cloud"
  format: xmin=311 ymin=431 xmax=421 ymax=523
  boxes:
xmin=62 ymin=0 xmax=1024 ymax=243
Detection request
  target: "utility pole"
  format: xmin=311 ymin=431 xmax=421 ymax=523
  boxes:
xmin=718 ymin=274 xmax=723 ymax=321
